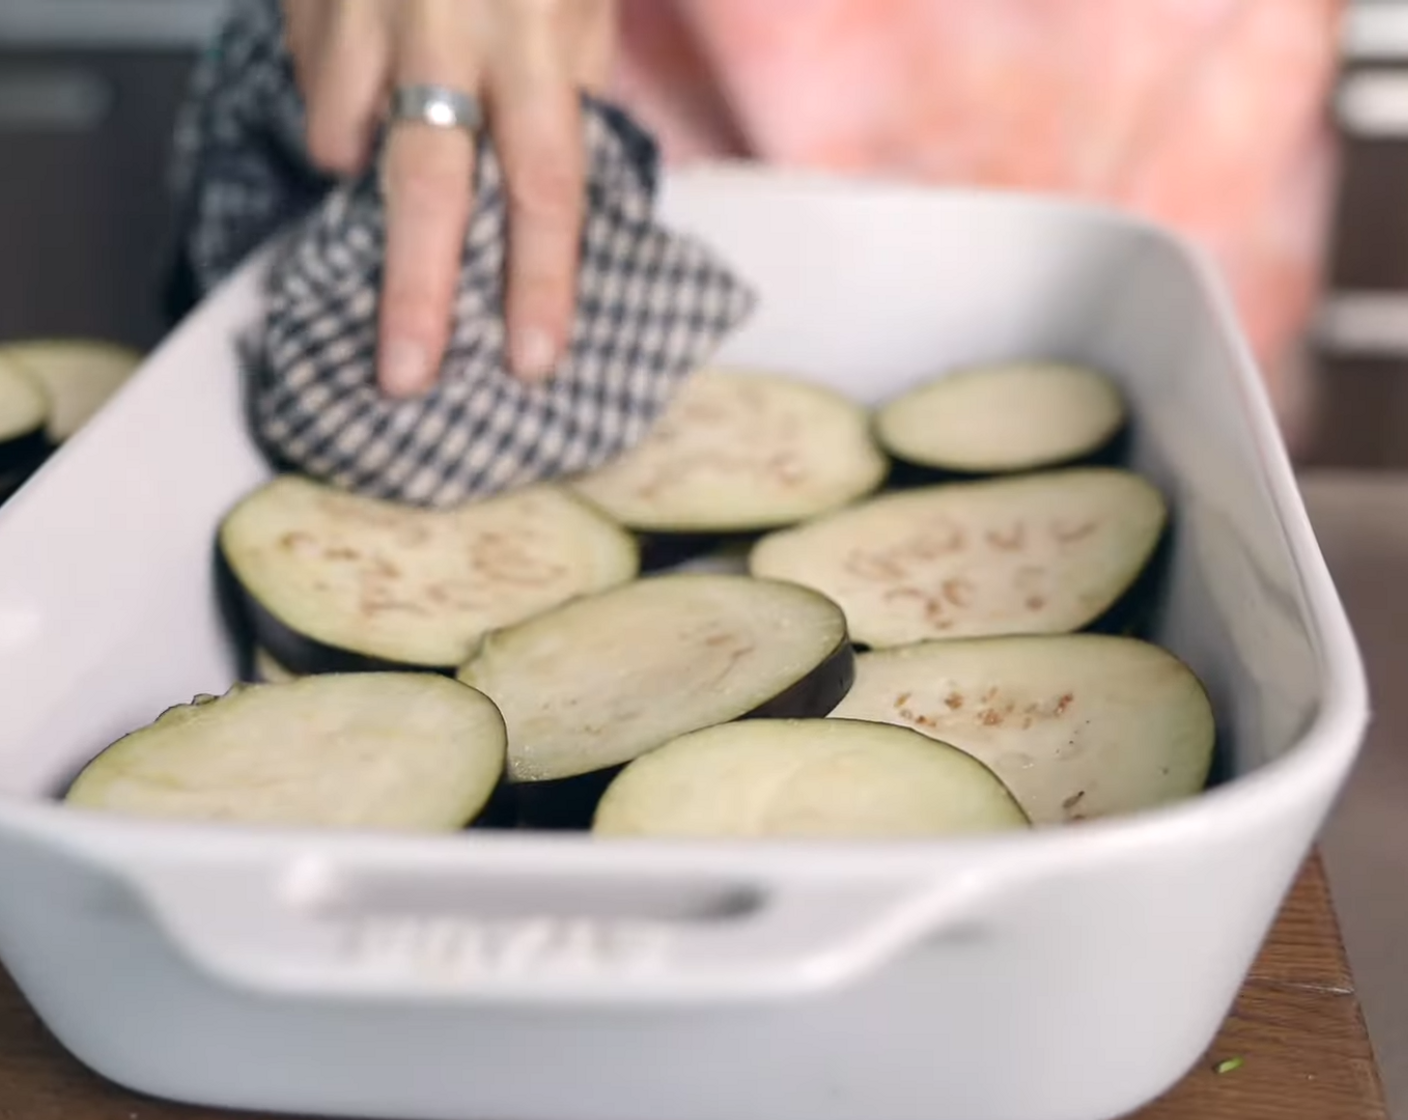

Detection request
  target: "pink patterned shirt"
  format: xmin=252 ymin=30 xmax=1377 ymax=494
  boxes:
xmin=611 ymin=0 xmax=1344 ymax=423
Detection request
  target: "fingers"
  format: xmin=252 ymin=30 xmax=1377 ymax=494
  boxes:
xmin=292 ymin=2 xmax=391 ymax=176
xmin=488 ymin=5 xmax=586 ymax=382
xmin=286 ymin=0 xmax=609 ymax=395
xmin=572 ymin=0 xmax=619 ymax=93
xmin=376 ymin=1 xmax=481 ymax=398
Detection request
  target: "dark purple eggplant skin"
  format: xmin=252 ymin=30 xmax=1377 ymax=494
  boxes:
xmin=511 ymin=637 xmax=857 ymax=830
xmin=0 ymin=460 xmax=42 ymax=509
xmin=213 ymin=541 xmax=457 ymax=679
xmin=632 ymin=473 xmax=895 ymax=573
xmin=744 ymin=635 xmax=856 ymax=719
xmin=511 ymin=767 xmax=621 ymax=831
xmin=881 ymin=425 xmax=1130 ymax=491
xmin=464 ymin=778 xmax=519 ymax=830
xmin=0 ymin=427 xmax=50 ymax=476
xmin=0 ymin=431 xmax=54 ymax=505
xmin=636 ymin=531 xmax=743 ymax=573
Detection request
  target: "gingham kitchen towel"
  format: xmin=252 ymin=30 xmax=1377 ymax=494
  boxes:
xmin=167 ymin=0 xmax=756 ymax=507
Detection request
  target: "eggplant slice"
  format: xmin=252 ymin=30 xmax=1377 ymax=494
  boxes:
xmin=875 ymin=362 xmax=1126 ymax=477
xmin=457 ymin=573 xmax=854 ymax=826
xmin=749 ymin=468 xmax=1167 ymax=648
xmin=568 ymin=368 xmax=888 ymax=537
xmin=0 ymin=355 xmax=50 ymax=476
xmin=829 ymin=634 xmax=1215 ymax=825
xmin=64 ymin=674 xmax=507 ymax=831
xmin=0 ymin=340 xmax=141 ymax=443
xmin=218 ymin=476 xmax=639 ymax=674
xmin=593 ymin=718 xmax=1029 ymax=838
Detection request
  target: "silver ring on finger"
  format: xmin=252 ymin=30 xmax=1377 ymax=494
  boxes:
xmin=388 ymin=83 xmax=484 ymax=136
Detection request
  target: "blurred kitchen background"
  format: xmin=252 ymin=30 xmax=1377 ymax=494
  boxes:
xmin=2 ymin=0 xmax=1408 ymax=468
xmin=4 ymin=0 xmax=1408 ymax=1114
xmin=0 ymin=0 xmax=220 ymax=352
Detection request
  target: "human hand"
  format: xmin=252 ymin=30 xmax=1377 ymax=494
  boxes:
xmin=281 ymin=0 xmax=616 ymax=396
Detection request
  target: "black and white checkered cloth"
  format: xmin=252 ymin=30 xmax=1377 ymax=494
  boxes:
xmin=168 ymin=0 xmax=756 ymax=507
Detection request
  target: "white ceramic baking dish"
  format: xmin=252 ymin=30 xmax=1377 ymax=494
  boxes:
xmin=0 ymin=166 xmax=1368 ymax=1120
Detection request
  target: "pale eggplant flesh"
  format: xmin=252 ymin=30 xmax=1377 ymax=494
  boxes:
xmin=568 ymin=368 xmax=890 ymax=563
xmin=592 ymin=718 xmax=1030 ymax=838
xmin=829 ymin=634 xmax=1216 ymax=825
xmin=748 ymin=468 xmax=1168 ymax=649
xmin=216 ymin=475 xmax=640 ymax=676
xmin=0 ymin=339 xmax=142 ymax=443
xmin=457 ymin=572 xmax=856 ymax=828
xmin=63 ymin=674 xmax=508 ymax=832
xmin=875 ymin=362 xmax=1129 ymax=484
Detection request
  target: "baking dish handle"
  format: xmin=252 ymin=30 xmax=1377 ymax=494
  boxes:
xmin=128 ymin=860 xmax=1009 ymax=1005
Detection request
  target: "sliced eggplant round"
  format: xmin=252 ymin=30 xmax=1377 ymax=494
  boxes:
xmin=0 ymin=339 xmax=141 ymax=442
xmin=829 ymin=634 xmax=1215 ymax=825
xmin=592 ymin=718 xmax=1029 ymax=838
xmin=749 ymin=468 xmax=1167 ymax=648
xmin=874 ymin=362 xmax=1126 ymax=477
xmin=568 ymin=368 xmax=889 ymax=538
xmin=457 ymin=572 xmax=855 ymax=827
xmin=63 ymin=674 xmax=508 ymax=831
xmin=0 ymin=355 xmax=51 ymax=475
xmin=217 ymin=475 xmax=639 ymax=674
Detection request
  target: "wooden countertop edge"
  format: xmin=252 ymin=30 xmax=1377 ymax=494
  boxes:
xmin=1137 ymin=854 xmax=1389 ymax=1120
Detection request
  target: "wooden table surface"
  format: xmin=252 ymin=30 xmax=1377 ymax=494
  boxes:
xmin=0 ymin=855 xmax=1384 ymax=1120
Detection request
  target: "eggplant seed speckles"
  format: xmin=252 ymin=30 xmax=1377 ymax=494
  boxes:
xmin=986 ymin=523 xmax=1026 ymax=551
xmin=279 ymin=530 xmax=319 ymax=558
xmin=897 ymin=706 xmax=939 ymax=730
xmin=845 ymin=552 xmax=905 ymax=581
xmin=359 ymin=592 xmax=429 ymax=617
xmin=1052 ymin=519 xmax=1099 ymax=544
xmin=942 ymin=578 xmax=974 ymax=608
xmin=768 ymin=451 xmax=807 ymax=487
xmin=889 ymin=687 xmax=1078 ymax=738
xmin=467 ymin=533 xmax=569 ymax=587
xmin=580 ymin=376 xmax=863 ymax=507
xmin=830 ymin=511 xmax=1116 ymax=637
xmin=225 ymin=477 xmax=639 ymax=670
xmin=909 ymin=521 xmax=967 ymax=560
xmin=423 ymin=582 xmax=480 ymax=611
xmin=882 ymin=585 xmax=927 ymax=605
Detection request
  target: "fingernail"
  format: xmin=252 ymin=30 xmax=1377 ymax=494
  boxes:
xmin=511 ymin=326 xmax=558 ymax=382
xmin=381 ymin=339 xmax=429 ymax=398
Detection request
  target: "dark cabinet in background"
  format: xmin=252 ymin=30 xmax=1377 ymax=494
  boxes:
xmin=0 ymin=48 xmax=195 ymax=350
